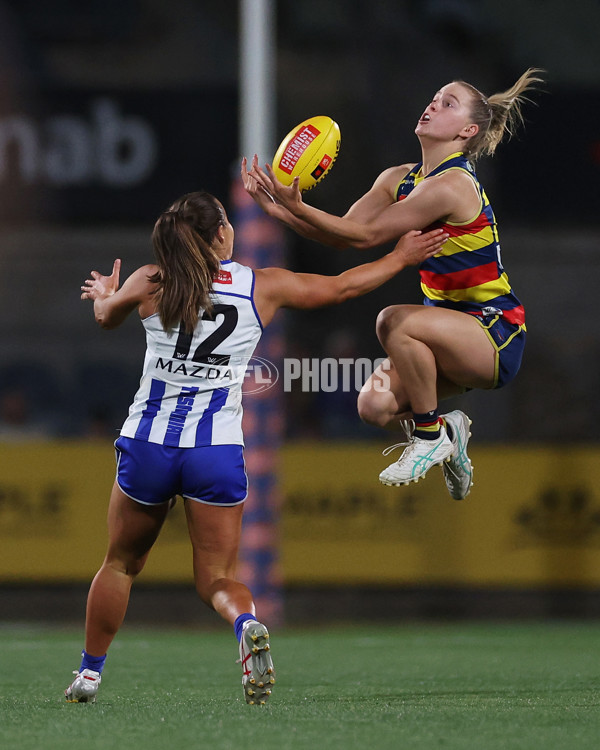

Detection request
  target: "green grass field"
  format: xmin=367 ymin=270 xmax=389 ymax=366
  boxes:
xmin=1 ymin=621 xmax=599 ymax=750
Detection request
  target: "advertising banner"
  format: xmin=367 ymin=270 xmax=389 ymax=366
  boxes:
xmin=1 ymin=442 xmax=600 ymax=587
xmin=0 ymin=88 xmax=237 ymax=222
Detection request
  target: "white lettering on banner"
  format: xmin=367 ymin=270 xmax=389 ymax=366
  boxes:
xmin=0 ymin=98 xmax=158 ymax=187
xmin=0 ymin=116 xmax=37 ymax=181
xmin=45 ymin=115 xmax=91 ymax=185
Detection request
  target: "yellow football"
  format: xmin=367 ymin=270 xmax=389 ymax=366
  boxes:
xmin=272 ymin=115 xmax=341 ymax=192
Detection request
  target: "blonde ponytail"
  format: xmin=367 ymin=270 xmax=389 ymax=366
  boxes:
xmin=458 ymin=68 xmax=544 ymax=160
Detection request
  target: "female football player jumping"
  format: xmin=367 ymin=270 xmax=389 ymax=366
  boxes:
xmin=243 ymin=68 xmax=542 ymax=498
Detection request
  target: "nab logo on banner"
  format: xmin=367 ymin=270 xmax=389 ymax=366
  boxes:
xmin=0 ymin=87 xmax=237 ymax=222
xmin=0 ymin=98 xmax=158 ymax=187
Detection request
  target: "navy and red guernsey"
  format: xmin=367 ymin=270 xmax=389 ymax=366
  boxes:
xmin=395 ymin=151 xmax=525 ymax=327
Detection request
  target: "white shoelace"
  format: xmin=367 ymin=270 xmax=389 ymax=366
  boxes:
xmin=443 ymin=461 xmax=461 ymax=480
xmin=381 ymin=419 xmax=416 ymax=457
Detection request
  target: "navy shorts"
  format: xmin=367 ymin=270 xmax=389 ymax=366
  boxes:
xmin=474 ymin=314 xmax=526 ymax=389
xmin=114 ymin=436 xmax=248 ymax=506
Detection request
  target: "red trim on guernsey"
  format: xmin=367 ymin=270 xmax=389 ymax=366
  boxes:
xmin=498 ymin=305 xmax=525 ymax=326
xmin=422 ymin=212 xmax=491 ymax=237
xmin=435 ymin=212 xmax=491 ymax=237
xmin=469 ymin=305 xmax=526 ymax=326
xmin=421 ymin=261 xmax=499 ymax=292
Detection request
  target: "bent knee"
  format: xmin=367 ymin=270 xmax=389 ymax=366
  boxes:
xmin=357 ymin=389 xmax=376 ymax=425
xmin=357 ymin=388 xmax=389 ymax=428
xmin=376 ymin=305 xmax=411 ymax=343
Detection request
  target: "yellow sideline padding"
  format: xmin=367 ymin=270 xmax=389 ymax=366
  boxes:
xmin=1 ymin=441 xmax=600 ymax=586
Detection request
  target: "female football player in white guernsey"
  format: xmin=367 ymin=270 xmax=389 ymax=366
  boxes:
xmin=65 ymin=190 xmax=447 ymax=705
xmin=243 ymin=68 xmax=542 ymax=499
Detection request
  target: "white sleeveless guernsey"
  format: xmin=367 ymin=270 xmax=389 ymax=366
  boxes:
xmin=120 ymin=260 xmax=263 ymax=448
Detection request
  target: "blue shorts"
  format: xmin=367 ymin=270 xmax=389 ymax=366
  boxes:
xmin=114 ymin=436 xmax=248 ymax=506
xmin=474 ymin=314 xmax=526 ymax=389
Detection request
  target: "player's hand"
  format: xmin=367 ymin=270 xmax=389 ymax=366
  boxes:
xmin=392 ymin=229 xmax=448 ymax=266
xmin=81 ymin=259 xmax=121 ymax=301
xmin=249 ymin=158 xmax=303 ymax=213
xmin=241 ymin=156 xmax=277 ymax=210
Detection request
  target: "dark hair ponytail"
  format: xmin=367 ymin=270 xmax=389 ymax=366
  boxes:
xmin=149 ymin=192 xmax=224 ymax=333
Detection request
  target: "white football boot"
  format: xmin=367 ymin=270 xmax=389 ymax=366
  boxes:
xmin=379 ymin=424 xmax=453 ymax=486
xmin=441 ymin=410 xmax=473 ymax=500
xmin=238 ymin=620 xmax=275 ymax=705
xmin=65 ymin=668 xmax=101 ymax=703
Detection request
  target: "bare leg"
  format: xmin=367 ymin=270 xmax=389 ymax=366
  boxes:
xmin=84 ymin=482 xmax=169 ymax=656
xmin=358 ymin=305 xmax=496 ymax=428
xmin=184 ymin=499 xmax=254 ymax=625
xmin=358 ymin=358 xmax=464 ymax=430
xmin=186 ymin=499 xmax=277 ymax=706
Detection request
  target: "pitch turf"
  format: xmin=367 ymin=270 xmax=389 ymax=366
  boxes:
xmin=1 ymin=621 xmax=599 ymax=750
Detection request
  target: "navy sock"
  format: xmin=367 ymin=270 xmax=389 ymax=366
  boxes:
xmin=79 ymin=650 xmax=107 ymax=674
xmin=413 ymin=409 xmax=441 ymax=440
xmin=234 ymin=612 xmax=257 ymax=643
xmin=442 ymin=417 xmax=454 ymax=441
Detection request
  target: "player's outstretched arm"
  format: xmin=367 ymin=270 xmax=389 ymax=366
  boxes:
xmin=81 ymin=261 xmax=156 ymax=329
xmin=254 ymin=228 xmax=447 ymax=326
xmin=242 ymin=156 xmax=348 ymax=248
xmin=250 ymin=160 xmax=455 ymax=250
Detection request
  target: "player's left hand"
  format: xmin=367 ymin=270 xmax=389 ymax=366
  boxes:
xmin=241 ymin=156 xmax=277 ymax=209
xmin=392 ymin=229 xmax=449 ymax=267
xmin=250 ymin=157 xmax=304 ymax=214
xmin=81 ymin=259 xmax=121 ymax=301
